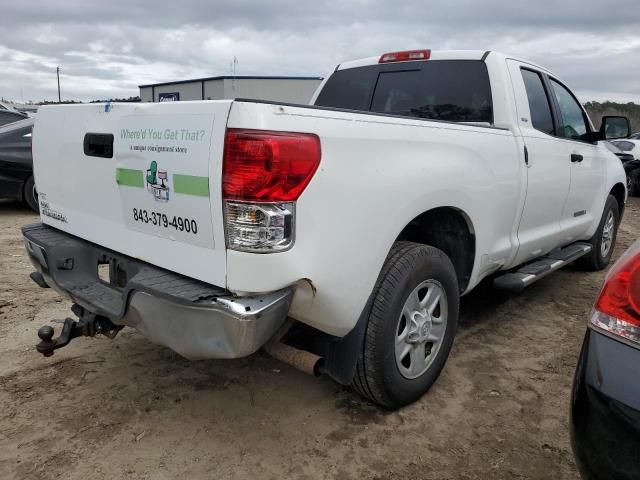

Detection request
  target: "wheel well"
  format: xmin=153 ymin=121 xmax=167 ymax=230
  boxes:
xmin=610 ymin=183 xmax=625 ymax=216
xmin=396 ymin=207 xmax=475 ymax=292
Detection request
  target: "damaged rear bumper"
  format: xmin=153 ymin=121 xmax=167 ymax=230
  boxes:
xmin=22 ymin=223 xmax=292 ymax=360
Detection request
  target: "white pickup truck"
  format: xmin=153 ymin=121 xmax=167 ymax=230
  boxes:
xmin=24 ymin=49 xmax=629 ymax=408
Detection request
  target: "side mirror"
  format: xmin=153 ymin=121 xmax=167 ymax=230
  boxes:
xmin=600 ymin=116 xmax=630 ymax=140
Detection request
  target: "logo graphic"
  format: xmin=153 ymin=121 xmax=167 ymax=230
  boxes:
xmin=158 ymin=92 xmax=180 ymax=102
xmin=146 ymin=161 xmax=170 ymax=202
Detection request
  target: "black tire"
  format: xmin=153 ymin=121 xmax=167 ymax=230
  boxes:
xmin=23 ymin=175 xmax=39 ymax=212
xmin=629 ymin=170 xmax=640 ymax=197
xmin=352 ymin=242 xmax=459 ymax=408
xmin=578 ymin=195 xmax=619 ymax=271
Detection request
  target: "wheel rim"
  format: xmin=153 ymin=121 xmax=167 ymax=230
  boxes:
xmin=395 ymin=279 xmax=448 ymax=380
xmin=627 ymin=175 xmax=633 ymax=193
xmin=32 ymin=183 xmax=38 ymax=205
xmin=600 ymin=210 xmax=615 ymax=258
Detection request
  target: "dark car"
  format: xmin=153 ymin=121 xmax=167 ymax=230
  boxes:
xmin=0 ymin=117 xmax=37 ymax=211
xmin=570 ymin=240 xmax=640 ymax=480
xmin=606 ymin=141 xmax=640 ymax=196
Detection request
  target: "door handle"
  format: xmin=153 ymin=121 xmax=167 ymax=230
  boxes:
xmin=571 ymin=153 xmax=583 ymax=163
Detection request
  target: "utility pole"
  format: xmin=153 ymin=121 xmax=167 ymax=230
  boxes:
xmin=56 ymin=66 xmax=61 ymax=103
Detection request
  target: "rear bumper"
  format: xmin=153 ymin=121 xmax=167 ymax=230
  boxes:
xmin=570 ymin=330 xmax=640 ymax=480
xmin=22 ymin=223 xmax=292 ymax=360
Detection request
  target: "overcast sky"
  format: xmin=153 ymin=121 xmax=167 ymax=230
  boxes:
xmin=1 ymin=1 xmax=639 ymax=103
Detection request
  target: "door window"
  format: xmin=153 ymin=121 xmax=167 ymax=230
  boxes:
xmin=520 ymin=69 xmax=554 ymax=135
xmin=549 ymin=79 xmax=589 ymax=142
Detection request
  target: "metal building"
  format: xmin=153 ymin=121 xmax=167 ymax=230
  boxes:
xmin=139 ymin=75 xmax=323 ymax=104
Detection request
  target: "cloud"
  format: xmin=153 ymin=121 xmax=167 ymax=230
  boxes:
xmin=0 ymin=0 xmax=639 ymax=102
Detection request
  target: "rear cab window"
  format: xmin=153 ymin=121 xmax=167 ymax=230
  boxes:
xmin=315 ymin=60 xmax=493 ymax=124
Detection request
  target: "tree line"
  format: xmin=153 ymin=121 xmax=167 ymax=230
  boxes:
xmin=584 ymin=101 xmax=640 ymax=133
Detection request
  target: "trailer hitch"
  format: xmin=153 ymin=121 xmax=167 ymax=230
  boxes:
xmin=36 ymin=306 xmax=122 ymax=357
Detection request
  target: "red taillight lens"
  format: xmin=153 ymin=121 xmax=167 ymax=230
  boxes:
xmin=222 ymin=129 xmax=321 ymax=202
xmin=592 ymin=241 xmax=640 ymax=345
xmin=379 ymin=49 xmax=431 ymax=63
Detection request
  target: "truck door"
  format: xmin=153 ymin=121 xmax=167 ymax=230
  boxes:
xmin=545 ymin=77 xmax=607 ymax=241
xmin=506 ymin=60 xmax=571 ymax=265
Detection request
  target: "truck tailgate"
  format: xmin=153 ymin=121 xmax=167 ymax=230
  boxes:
xmin=32 ymin=100 xmax=232 ymax=287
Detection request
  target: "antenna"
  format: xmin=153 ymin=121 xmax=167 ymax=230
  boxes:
xmin=56 ymin=66 xmax=61 ymax=103
xmin=231 ymin=56 xmax=238 ymax=91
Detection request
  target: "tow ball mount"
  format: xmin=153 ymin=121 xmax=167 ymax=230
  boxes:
xmin=36 ymin=305 xmax=122 ymax=357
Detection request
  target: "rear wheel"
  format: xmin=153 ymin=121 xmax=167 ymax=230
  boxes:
xmin=23 ymin=175 xmax=39 ymax=212
xmin=579 ymin=195 xmax=619 ymax=271
xmin=352 ymin=242 xmax=459 ymax=408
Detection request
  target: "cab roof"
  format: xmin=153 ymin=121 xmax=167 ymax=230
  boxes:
xmin=337 ymin=50 xmax=553 ymax=76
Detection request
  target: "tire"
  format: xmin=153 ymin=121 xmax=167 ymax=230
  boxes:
xmin=579 ymin=195 xmax=619 ymax=271
xmin=629 ymin=170 xmax=640 ymax=197
xmin=23 ymin=175 xmax=39 ymax=212
xmin=352 ymin=242 xmax=459 ymax=408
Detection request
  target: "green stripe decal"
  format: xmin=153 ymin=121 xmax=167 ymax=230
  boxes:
xmin=173 ymin=174 xmax=210 ymax=197
xmin=116 ymin=168 xmax=144 ymax=187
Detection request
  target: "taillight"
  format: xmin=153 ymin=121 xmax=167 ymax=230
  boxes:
xmin=222 ymin=129 xmax=321 ymax=253
xmin=591 ymin=241 xmax=640 ymax=346
xmin=223 ymin=129 xmax=320 ymax=202
xmin=379 ymin=49 xmax=431 ymax=63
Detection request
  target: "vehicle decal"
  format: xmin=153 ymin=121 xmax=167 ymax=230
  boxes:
xmin=115 ymin=113 xmax=215 ymax=249
xmin=145 ymin=161 xmax=170 ymax=202
xmin=115 ymin=167 xmax=209 ymax=198
xmin=115 ymin=168 xmax=144 ymax=188
xmin=38 ymin=193 xmax=68 ymax=223
xmin=173 ymin=174 xmax=209 ymax=197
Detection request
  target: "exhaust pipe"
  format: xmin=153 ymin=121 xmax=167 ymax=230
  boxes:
xmin=264 ymin=320 xmax=323 ymax=376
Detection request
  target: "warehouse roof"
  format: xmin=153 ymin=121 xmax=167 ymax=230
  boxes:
xmin=139 ymin=75 xmax=324 ymax=88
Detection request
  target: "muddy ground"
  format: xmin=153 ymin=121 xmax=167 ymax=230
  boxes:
xmin=1 ymin=198 xmax=639 ymax=480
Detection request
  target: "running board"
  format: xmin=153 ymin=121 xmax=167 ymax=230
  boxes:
xmin=493 ymin=242 xmax=592 ymax=292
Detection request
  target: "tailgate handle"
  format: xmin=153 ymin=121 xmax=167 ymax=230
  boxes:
xmin=84 ymin=133 xmax=114 ymax=158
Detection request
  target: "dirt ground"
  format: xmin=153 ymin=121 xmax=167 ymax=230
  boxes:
xmin=1 ymin=198 xmax=639 ymax=480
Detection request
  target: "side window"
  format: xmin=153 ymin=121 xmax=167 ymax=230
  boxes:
xmin=520 ymin=69 xmax=554 ymax=135
xmin=549 ymin=79 xmax=589 ymax=142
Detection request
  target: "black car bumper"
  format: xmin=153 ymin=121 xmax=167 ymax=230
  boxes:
xmin=570 ymin=329 xmax=640 ymax=480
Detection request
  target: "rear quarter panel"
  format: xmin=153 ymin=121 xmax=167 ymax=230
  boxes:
xmin=226 ymin=102 xmax=522 ymax=336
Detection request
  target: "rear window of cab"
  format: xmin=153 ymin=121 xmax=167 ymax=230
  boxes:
xmin=315 ymin=60 xmax=493 ymax=124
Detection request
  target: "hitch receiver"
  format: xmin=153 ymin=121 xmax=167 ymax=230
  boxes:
xmin=36 ymin=307 xmax=122 ymax=357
